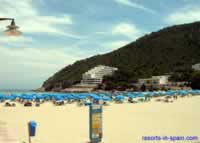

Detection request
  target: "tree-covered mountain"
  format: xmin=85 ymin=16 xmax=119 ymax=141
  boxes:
xmin=42 ymin=22 xmax=200 ymax=91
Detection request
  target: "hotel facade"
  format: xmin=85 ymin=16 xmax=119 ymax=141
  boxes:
xmin=192 ymin=63 xmax=200 ymax=71
xmin=138 ymin=75 xmax=170 ymax=85
xmin=81 ymin=65 xmax=118 ymax=85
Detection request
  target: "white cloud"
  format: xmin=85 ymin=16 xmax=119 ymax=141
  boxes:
xmin=20 ymin=15 xmax=72 ymax=34
xmin=0 ymin=0 xmax=80 ymax=38
xmin=0 ymin=46 xmax=86 ymax=89
xmin=0 ymin=36 xmax=34 ymax=44
xmin=166 ymin=6 xmax=200 ymax=24
xmin=0 ymin=0 xmax=37 ymax=17
xmin=112 ymin=23 xmax=142 ymax=39
xmin=96 ymin=23 xmax=144 ymax=50
xmin=114 ymin=0 xmax=155 ymax=14
xmin=103 ymin=40 xmax=130 ymax=50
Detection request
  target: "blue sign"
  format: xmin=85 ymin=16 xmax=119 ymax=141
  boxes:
xmin=29 ymin=121 xmax=37 ymax=137
xmin=89 ymin=104 xmax=102 ymax=143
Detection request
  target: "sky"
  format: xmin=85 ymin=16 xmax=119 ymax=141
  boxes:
xmin=0 ymin=0 xmax=200 ymax=90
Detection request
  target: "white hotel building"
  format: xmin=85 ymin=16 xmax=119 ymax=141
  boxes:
xmin=138 ymin=75 xmax=170 ymax=85
xmin=192 ymin=63 xmax=200 ymax=71
xmin=81 ymin=65 xmax=118 ymax=85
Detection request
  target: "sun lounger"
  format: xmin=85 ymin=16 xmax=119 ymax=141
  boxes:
xmin=24 ymin=102 xmax=32 ymax=107
xmin=155 ymin=99 xmax=163 ymax=102
xmin=4 ymin=102 xmax=12 ymax=107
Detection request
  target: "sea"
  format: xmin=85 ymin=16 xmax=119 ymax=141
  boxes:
xmin=0 ymin=89 xmax=37 ymax=95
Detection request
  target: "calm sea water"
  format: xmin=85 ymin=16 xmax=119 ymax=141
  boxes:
xmin=0 ymin=89 xmax=35 ymax=95
xmin=0 ymin=89 xmax=59 ymax=95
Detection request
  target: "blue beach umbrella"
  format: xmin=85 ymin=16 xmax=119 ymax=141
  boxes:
xmin=177 ymin=90 xmax=189 ymax=95
xmin=73 ymin=93 xmax=88 ymax=100
xmin=65 ymin=95 xmax=75 ymax=100
xmin=102 ymin=96 xmax=112 ymax=101
xmin=126 ymin=92 xmax=137 ymax=99
xmin=98 ymin=93 xmax=107 ymax=97
xmin=93 ymin=96 xmax=101 ymax=101
xmin=166 ymin=90 xmax=176 ymax=96
xmin=152 ymin=91 xmax=158 ymax=96
xmin=54 ymin=96 xmax=64 ymax=101
xmin=35 ymin=95 xmax=45 ymax=100
xmin=190 ymin=90 xmax=200 ymax=95
xmin=0 ymin=94 xmax=6 ymax=100
xmin=11 ymin=93 xmax=22 ymax=99
xmin=75 ymin=94 xmax=86 ymax=100
xmin=22 ymin=96 xmax=33 ymax=101
xmin=115 ymin=95 xmax=125 ymax=101
xmin=137 ymin=93 xmax=145 ymax=98
xmin=0 ymin=95 xmax=8 ymax=100
xmin=7 ymin=96 xmax=16 ymax=101
xmin=90 ymin=94 xmax=101 ymax=101
xmin=103 ymin=93 xmax=112 ymax=97
xmin=42 ymin=94 xmax=50 ymax=100
xmin=143 ymin=92 xmax=154 ymax=97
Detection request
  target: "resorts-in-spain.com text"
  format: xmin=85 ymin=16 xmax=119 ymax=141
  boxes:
xmin=142 ymin=136 xmax=199 ymax=142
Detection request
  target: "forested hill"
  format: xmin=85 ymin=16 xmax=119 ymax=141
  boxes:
xmin=42 ymin=21 xmax=200 ymax=91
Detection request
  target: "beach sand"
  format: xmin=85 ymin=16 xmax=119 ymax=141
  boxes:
xmin=0 ymin=96 xmax=200 ymax=143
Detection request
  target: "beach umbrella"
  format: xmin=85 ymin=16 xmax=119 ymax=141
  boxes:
xmin=80 ymin=93 xmax=91 ymax=97
xmin=102 ymin=96 xmax=112 ymax=101
xmin=93 ymin=96 xmax=101 ymax=101
xmin=144 ymin=92 xmax=154 ymax=96
xmin=0 ymin=94 xmax=6 ymax=99
xmin=151 ymin=91 xmax=160 ymax=96
xmin=177 ymin=90 xmax=189 ymax=95
xmin=89 ymin=94 xmax=101 ymax=101
xmin=23 ymin=96 xmax=34 ymax=100
xmin=102 ymin=93 xmax=112 ymax=97
xmin=54 ymin=96 xmax=64 ymax=101
xmin=0 ymin=94 xmax=7 ymax=100
xmin=71 ymin=94 xmax=83 ymax=100
xmin=11 ymin=93 xmax=22 ymax=98
xmin=196 ymin=90 xmax=200 ymax=95
xmin=98 ymin=93 xmax=106 ymax=97
xmin=65 ymin=95 xmax=75 ymax=100
xmin=137 ymin=93 xmax=145 ymax=98
xmin=35 ymin=95 xmax=45 ymax=100
xmin=41 ymin=94 xmax=50 ymax=100
xmin=75 ymin=95 xmax=86 ymax=100
xmin=166 ymin=90 xmax=176 ymax=96
xmin=115 ymin=95 xmax=125 ymax=101
xmin=6 ymin=96 xmax=16 ymax=101
xmin=126 ymin=92 xmax=137 ymax=99
xmin=190 ymin=90 xmax=200 ymax=95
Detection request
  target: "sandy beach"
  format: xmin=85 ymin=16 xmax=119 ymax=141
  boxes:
xmin=0 ymin=96 xmax=200 ymax=143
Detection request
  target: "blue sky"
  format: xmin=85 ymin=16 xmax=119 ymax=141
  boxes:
xmin=0 ymin=0 xmax=200 ymax=89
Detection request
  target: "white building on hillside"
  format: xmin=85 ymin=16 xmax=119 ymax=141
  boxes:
xmin=81 ymin=65 xmax=118 ymax=85
xmin=192 ymin=63 xmax=200 ymax=71
xmin=138 ymin=75 xmax=169 ymax=85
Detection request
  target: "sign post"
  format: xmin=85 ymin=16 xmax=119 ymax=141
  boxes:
xmin=89 ymin=103 xmax=103 ymax=143
xmin=28 ymin=121 xmax=37 ymax=143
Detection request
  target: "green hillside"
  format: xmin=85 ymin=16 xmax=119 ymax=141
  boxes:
xmin=42 ymin=22 xmax=200 ymax=91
